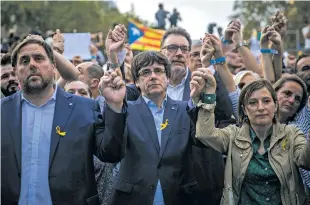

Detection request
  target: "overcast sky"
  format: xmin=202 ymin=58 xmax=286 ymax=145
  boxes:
xmin=115 ymin=0 xmax=235 ymax=40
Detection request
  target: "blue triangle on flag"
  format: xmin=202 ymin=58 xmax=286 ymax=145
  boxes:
xmin=128 ymin=22 xmax=144 ymax=44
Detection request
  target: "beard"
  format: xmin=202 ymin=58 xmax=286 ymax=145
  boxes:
xmin=1 ymin=81 xmax=19 ymax=97
xmin=23 ymin=75 xmax=53 ymax=95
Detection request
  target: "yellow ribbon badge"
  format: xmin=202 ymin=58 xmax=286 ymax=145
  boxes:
xmin=160 ymin=119 xmax=169 ymax=131
xmin=56 ymin=126 xmax=66 ymax=137
xmin=282 ymin=138 xmax=288 ymax=151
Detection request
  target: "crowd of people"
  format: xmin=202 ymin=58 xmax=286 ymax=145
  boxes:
xmin=1 ymin=10 xmax=310 ymax=205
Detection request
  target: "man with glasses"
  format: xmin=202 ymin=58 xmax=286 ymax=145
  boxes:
xmin=108 ymin=50 xmax=205 ymax=205
xmin=160 ymin=28 xmax=232 ymax=205
xmin=160 ymin=27 xmax=231 ymax=121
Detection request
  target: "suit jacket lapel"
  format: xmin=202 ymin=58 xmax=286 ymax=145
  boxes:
xmin=182 ymin=70 xmax=191 ymax=101
xmin=137 ymin=97 xmax=160 ymax=155
xmin=49 ymin=88 xmax=74 ymax=168
xmin=160 ymin=97 xmax=178 ymax=158
xmin=7 ymin=92 xmax=22 ymax=171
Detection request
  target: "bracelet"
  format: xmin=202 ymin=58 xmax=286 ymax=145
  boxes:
xmin=201 ymin=93 xmax=216 ymax=104
xmin=260 ymin=49 xmax=278 ymax=54
xmin=221 ymin=36 xmax=233 ymax=45
xmin=210 ymin=57 xmax=226 ymax=65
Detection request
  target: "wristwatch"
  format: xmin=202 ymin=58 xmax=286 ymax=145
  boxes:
xmin=235 ymin=41 xmax=248 ymax=50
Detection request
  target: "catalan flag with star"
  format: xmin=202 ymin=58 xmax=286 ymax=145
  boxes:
xmin=128 ymin=19 xmax=165 ymax=51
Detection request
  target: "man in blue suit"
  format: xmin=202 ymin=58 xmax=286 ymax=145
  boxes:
xmin=106 ymin=50 xmax=203 ymax=205
xmin=1 ymin=33 xmax=127 ymax=205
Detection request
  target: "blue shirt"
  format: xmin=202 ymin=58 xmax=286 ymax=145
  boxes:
xmin=142 ymin=95 xmax=167 ymax=205
xmin=19 ymin=86 xmax=57 ymax=205
xmin=167 ymin=68 xmax=189 ymax=101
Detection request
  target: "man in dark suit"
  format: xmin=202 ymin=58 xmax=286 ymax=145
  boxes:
xmin=103 ymin=47 xmax=199 ymax=204
xmin=160 ymin=27 xmax=229 ymax=204
xmin=1 ymin=34 xmax=127 ymax=205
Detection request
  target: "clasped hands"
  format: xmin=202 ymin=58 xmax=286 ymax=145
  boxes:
xmin=190 ymin=34 xmax=218 ymax=103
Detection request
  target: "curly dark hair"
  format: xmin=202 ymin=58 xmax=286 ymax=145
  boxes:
xmin=131 ymin=51 xmax=171 ymax=83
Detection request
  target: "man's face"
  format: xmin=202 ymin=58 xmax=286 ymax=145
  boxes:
xmin=189 ymin=45 xmax=202 ymax=72
xmin=226 ymin=51 xmax=244 ymax=74
xmin=1 ymin=64 xmax=19 ymax=96
xmin=297 ymin=56 xmax=310 ymax=73
xmin=161 ymin=35 xmax=189 ymax=75
xmin=286 ymin=54 xmax=296 ymax=68
xmin=65 ymin=81 xmax=91 ymax=98
xmin=15 ymin=43 xmax=55 ymax=95
xmin=77 ymin=62 xmax=93 ymax=87
xmin=136 ymin=62 xmax=168 ymax=99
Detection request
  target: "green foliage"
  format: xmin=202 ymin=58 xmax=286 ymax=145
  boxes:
xmin=1 ymin=1 xmax=145 ymax=36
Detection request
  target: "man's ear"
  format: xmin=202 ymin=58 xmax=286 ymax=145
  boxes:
xmin=90 ymin=78 xmax=100 ymax=88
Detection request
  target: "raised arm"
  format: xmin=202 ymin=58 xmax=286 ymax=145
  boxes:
xmin=229 ymin=20 xmax=262 ymax=76
xmin=208 ymin=34 xmax=236 ymax=93
xmin=270 ymin=11 xmax=288 ymax=81
xmin=190 ymin=38 xmax=235 ymax=153
xmin=52 ymin=29 xmax=79 ymax=87
xmin=260 ymin=25 xmax=276 ymax=83
xmin=95 ymin=58 xmax=127 ymax=163
xmin=200 ymin=34 xmax=233 ymax=121
xmin=190 ymin=66 xmax=236 ymax=154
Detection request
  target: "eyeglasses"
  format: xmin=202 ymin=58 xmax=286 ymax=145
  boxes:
xmin=301 ymin=65 xmax=310 ymax=72
xmin=162 ymin=44 xmax=190 ymax=54
xmin=138 ymin=68 xmax=166 ymax=78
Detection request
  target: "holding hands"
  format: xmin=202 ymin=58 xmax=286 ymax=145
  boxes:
xmin=105 ymin=24 xmax=127 ymax=53
xmin=190 ymin=33 xmax=219 ymax=101
xmin=99 ymin=69 xmax=126 ymax=112
xmin=260 ymin=25 xmax=282 ymax=51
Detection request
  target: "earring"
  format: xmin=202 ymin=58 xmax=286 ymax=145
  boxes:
xmin=273 ymin=114 xmax=277 ymax=121
xmin=244 ymin=115 xmax=248 ymax=122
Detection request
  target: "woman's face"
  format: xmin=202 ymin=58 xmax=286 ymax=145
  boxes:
xmin=277 ymin=81 xmax=303 ymax=119
xmin=244 ymin=87 xmax=277 ymax=127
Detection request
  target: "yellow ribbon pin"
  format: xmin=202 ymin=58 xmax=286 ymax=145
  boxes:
xmin=282 ymin=138 xmax=288 ymax=151
xmin=56 ymin=126 xmax=66 ymax=137
xmin=160 ymin=119 xmax=169 ymax=131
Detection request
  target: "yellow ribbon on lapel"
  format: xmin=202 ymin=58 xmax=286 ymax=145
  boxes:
xmin=160 ymin=119 xmax=169 ymax=131
xmin=282 ymin=138 xmax=288 ymax=151
xmin=56 ymin=126 xmax=66 ymax=137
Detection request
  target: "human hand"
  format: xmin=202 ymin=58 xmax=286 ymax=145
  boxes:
xmin=52 ymin=29 xmax=65 ymax=54
xmin=200 ymin=34 xmax=215 ymax=68
xmin=99 ymin=70 xmax=126 ymax=112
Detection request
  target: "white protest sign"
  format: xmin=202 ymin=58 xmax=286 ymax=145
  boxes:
xmin=63 ymin=33 xmax=91 ymax=60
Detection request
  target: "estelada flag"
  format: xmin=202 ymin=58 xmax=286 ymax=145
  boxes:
xmin=128 ymin=19 xmax=165 ymax=51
